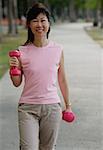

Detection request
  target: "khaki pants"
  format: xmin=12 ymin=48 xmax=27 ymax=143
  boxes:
xmin=18 ymin=103 xmax=62 ymax=150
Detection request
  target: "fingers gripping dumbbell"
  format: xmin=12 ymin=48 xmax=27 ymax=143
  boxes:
xmin=9 ymin=50 xmax=21 ymax=76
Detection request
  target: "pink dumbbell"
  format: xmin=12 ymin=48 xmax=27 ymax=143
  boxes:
xmin=9 ymin=50 xmax=21 ymax=76
xmin=62 ymin=111 xmax=75 ymax=123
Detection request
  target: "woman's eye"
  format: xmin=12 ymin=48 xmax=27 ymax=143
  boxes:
xmin=33 ymin=20 xmax=38 ymax=22
xmin=42 ymin=20 xmax=46 ymax=22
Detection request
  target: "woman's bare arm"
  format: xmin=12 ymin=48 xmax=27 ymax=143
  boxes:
xmin=58 ymin=51 xmax=71 ymax=110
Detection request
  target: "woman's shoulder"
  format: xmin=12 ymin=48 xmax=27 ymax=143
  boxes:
xmin=50 ymin=40 xmax=63 ymax=50
xmin=18 ymin=43 xmax=32 ymax=52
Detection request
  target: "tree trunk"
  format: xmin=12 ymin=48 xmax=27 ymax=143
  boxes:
xmin=0 ymin=0 xmax=2 ymax=42
xmin=93 ymin=9 xmax=99 ymax=27
xmin=13 ymin=0 xmax=18 ymax=33
xmin=100 ymin=0 xmax=103 ymax=28
xmin=8 ymin=0 xmax=18 ymax=35
xmin=69 ymin=0 xmax=77 ymax=22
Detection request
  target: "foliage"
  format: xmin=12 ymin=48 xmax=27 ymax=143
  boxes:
xmin=75 ymin=0 xmax=86 ymax=9
xmin=85 ymin=0 xmax=100 ymax=9
xmin=0 ymin=29 xmax=26 ymax=79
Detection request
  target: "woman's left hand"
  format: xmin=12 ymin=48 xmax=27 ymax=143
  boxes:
xmin=65 ymin=106 xmax=72 ymax=112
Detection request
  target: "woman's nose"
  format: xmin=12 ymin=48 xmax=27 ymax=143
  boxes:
xmin=37 ymin=21 xmax=42 ymax=27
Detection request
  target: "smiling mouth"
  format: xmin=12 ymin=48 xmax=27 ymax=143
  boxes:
xmin=36 ymin=28 xmax=44 ymax=33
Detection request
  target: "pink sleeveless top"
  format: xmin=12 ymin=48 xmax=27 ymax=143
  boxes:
xmin=18 ymin=41 xmax=63 ymax=104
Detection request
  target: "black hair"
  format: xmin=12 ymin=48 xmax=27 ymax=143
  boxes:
xmin=24 ymin=2 xmax=51 ymax=45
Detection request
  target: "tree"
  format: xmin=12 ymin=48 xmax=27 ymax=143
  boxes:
xmin=0 ymin=0 xmax=2 ymax=42
xmin=100 ymin=0 xmax=103 ymax=28
xmin=85 ymin=0 xmax=100 ymax=26
xmin=7 ymin=0 xmax=18 ymax=35
xmin=69 ymin=0 xmax=77 ymax=22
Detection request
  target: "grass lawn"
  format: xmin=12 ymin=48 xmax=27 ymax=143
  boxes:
xmin=0 ymin=29 xmax=26 ymax=79
xmin=85 ymin=26 xmax=103 ymax=47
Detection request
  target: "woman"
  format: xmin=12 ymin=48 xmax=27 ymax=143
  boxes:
xmin=9 ymin=2 xmax=72 ymax=150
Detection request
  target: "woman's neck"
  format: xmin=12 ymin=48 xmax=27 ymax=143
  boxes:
xmin=33 ymin=38 xmax=49 ymax=47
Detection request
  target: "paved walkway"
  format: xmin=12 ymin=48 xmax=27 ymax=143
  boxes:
xmin=0 ymin=23 xmax=103 ymax=150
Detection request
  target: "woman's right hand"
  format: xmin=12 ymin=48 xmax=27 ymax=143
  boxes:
xmin=9 ymin=57 xmax=23 ymax=87
xmin=9 ymin=56 xmax=22 ymax=69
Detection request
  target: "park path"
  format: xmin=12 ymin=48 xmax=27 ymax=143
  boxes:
xmin=0 ymin=22 xmax=103 ymax=150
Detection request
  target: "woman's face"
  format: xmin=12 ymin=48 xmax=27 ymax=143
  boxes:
xmin=29 ymin=13 xmax=50 ymax=38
